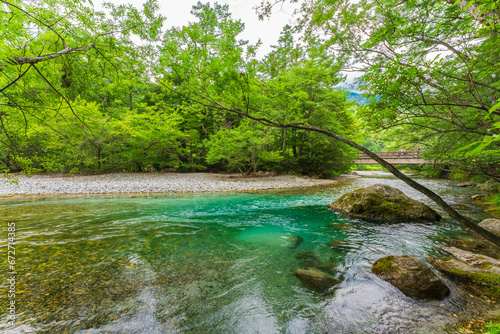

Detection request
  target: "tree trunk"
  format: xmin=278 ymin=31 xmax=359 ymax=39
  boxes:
xmin=285 ymin=123 xmax=500 ymax=245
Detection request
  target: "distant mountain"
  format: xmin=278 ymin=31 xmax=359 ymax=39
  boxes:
xmin=346 ymin=91 xmax=369 ymax=105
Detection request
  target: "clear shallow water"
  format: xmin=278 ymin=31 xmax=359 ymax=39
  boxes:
xmin=0 ymin=177 xmax=492 ymax=333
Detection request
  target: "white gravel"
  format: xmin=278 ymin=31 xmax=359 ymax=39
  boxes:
xmin=0 ymin=173 xmax=339 ymax=196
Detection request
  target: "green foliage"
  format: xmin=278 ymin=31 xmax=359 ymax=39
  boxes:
xmin=155 ymin=2 xmax=356 ymax=177
xmin=292 ymin=0 xmax=500 ymax=181
xmin=0 ymin=1 xmax=357 ymax=176
xmin=206 ymin=121 xmax=282 ymax=174
xmin=486 ymin=320 xmax=500 ymax=334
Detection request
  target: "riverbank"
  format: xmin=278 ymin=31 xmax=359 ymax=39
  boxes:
xmin=0 ymin=172 xmax=345 ymax=196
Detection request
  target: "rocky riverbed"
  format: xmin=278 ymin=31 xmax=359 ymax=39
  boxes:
xmin=0 ymin=172 xmax=339 ymax=195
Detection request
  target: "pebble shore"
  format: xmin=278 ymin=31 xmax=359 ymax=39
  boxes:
xmin=0 ymin=173 xmax=339 ymax=196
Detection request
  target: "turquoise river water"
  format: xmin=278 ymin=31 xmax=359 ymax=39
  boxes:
xmin=0 ymin=176 xmax=494 ymax=333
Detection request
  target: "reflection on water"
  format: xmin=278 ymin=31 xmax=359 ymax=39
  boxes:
xmin=0 ymin=177 xmax=492 ymax=333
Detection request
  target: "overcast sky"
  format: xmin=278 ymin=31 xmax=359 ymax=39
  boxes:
xmin=96 ymin=0 xmax=298 ymax=59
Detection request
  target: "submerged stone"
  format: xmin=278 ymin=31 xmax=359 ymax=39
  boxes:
xmin=479 ymin=219 xmax=500 ymax=237
xmin=330 ymin=184 xmax=441 ymax=222
xmin=295 ymin=251 xmax=321 ymax=263
xmin=287 ymin=235 xmax=304 ymax=249
xmin=295 ymin=267 xmax=340 ymax=293
xmin=327 ymin=239 xmax=348 ymax=248
xmin=372 ymin=255 xmax=450 ymax=300
xmin=295 ymin=252 xmax=337 ymax=275
xmin=328 ymin=222 xmax=354 ymax=231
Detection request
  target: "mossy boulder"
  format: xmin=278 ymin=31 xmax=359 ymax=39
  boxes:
xmin=372 ymin=255 xmax=450 ymax=300
xmin=479 ymin=219 xmax=500 ymax=237
xmin=330 ymin=184 xmax=441 ymax=222
xmin=295 ymin=268 xmax=340 ymax=293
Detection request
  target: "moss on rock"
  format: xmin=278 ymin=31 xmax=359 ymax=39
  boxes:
xmin=330 ymin=184 xmax=441 ymax=222
xmin=372 ymin=255 xmax=398 ymax=275
xmin=372 ymin=255 xmax=450 ymax=300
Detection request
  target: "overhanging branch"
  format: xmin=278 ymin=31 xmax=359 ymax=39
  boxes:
xmin=8 ymin=45 xmax=95 ymax=65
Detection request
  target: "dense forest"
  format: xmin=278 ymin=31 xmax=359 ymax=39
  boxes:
xmin=0 ymin=0 xmax=498 ymax=180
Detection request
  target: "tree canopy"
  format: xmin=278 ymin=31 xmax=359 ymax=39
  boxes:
xmin=1 ymin=0 xmax=499 ymax=242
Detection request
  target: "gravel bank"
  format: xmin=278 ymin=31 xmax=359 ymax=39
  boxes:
xmin=0 ymin=173 xmax=339 ymax=196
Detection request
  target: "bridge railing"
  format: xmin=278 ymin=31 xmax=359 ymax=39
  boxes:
xmin=355 ymin=150 xmax=422 ymax=159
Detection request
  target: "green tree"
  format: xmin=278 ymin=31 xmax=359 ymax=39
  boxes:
xmin=206 ymin=120 xmax=282 ymax=174
xmin=0 ymin=0 xmax=166 ymax=173
xmin=290 ymin=0 xmax=500 ymax=180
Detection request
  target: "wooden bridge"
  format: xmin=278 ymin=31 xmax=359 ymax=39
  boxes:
xmin=354 ymin=151 xmax=429 ymax=165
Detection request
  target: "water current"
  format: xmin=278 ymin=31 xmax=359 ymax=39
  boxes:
xmin=0 ymin=175 xmax=494 ymax=333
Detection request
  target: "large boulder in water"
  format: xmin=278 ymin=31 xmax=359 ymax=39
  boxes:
xmin=330 ymin=184 xmax=441 ymax=222
xmin=372 ymin=255 xmax=450 ymax=300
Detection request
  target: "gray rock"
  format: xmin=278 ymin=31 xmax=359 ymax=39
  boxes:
xmin=295 ymin=267 xmax=340 ymax=293
xmin=479 ymin=218 xmax=500 ymax=237
xmin=372 ymin=255 xmax=450 ymax=300
xmin=330 ymin=184 xmax=441 ymax=222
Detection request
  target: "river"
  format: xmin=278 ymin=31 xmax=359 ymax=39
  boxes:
xmin=0 ymin=175 xmax=494 ymax=333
